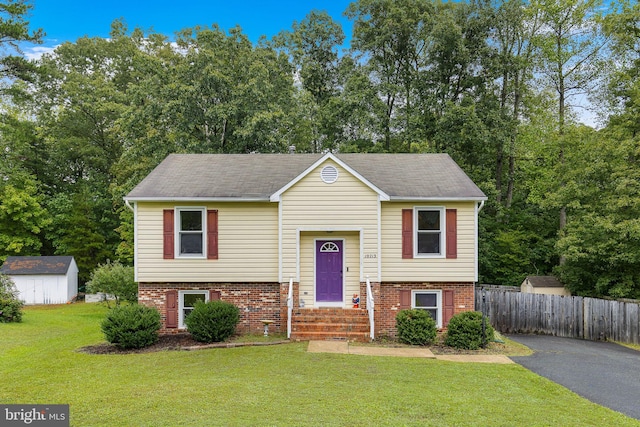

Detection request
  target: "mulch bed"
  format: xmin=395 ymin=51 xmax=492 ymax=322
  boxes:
xmin=77 ymin=334 xmax=291 ymax=355
xmin=78 ymin=334 xmax=510 ymax=356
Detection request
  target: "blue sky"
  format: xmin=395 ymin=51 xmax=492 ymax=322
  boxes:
xmin=26 ymin=0 xmax=354 ymax=51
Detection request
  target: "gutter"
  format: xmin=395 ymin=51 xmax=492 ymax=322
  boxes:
xmin=124 ymin=196 xmax=271 ymax=203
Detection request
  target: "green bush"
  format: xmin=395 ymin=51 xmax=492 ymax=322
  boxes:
xmin=444 ymin=311 xmax=494 ymax=350
xmin=185 ymin=300 xmax=240 ymax=343
xmin=0 ymin=274 xmax=24 ymax=323
xmin=101 ymin=304 xmax=161 ymax=349
xmin=396 ymin=309 xmax=437 ymax=346
xmin=87 ymin=261 xmax=137 ymax=307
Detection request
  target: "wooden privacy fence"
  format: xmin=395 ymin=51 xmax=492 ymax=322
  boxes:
xmin=475 ymin=290 xmax=640 ymax=345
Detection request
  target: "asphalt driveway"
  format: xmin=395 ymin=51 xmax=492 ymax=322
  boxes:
xmin=508 ymin=334 xmax=640 ymax=420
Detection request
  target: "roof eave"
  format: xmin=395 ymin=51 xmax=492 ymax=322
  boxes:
xmin=124 ymin=196 xmax=272 ymax=203
xmin=387 ymin=196 xmax=488 ymax=202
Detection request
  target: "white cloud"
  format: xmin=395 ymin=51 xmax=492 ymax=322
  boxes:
xmin=23 ymin=45 xmax=58 ymax=61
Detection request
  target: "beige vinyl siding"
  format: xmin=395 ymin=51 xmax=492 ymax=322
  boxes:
xmin=280 ymin=160 xmax=380 ymax=283
xmin=299 ymin=232 xmax=360 ymax=306
xmin=136 ymin=202 xmax=278 ymax=282
xmin=381 ymin=202 xmax=477 ymax=282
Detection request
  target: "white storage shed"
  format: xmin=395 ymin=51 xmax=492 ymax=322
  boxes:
xmin=1 ymin=256 xmax=79 ymax=304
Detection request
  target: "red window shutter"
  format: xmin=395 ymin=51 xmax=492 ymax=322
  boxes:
xmin=163 ymin=209 xmax=175 ymax=259
xmin=209 ymin=290 xmax=221 ymax=301
xmin=166 ymin=290 xmax=178 ymax=328
xmin=443 ymin=290 xmax=455 ymax=327
xmin=207 ymin=210 xmax=218 ymax=260
xmin=402 ymin=209 xmax=413 ymax=259
xmin=399 ymin=289 xmax=411 ymax=310
xmin=446 ymin=209 xmax=457 ymax=259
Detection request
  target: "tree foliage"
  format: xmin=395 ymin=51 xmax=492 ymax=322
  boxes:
xmin=0 ymin=274 xmax=24 ymax=322
xmin=86 ymin=261 xmax=137 ymax=307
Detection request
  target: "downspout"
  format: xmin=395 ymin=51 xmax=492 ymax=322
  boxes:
xmin=125 ymin=199 xmax=134 ymax=212
xmin=474 ymin=199 xmax=485 ymax=285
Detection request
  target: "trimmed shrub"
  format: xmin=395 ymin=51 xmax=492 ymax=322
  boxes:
xmin=87 ymin=261 xmax=137 ymax=307
xmin=0 ymin=274 xmax=24 ymax=323
xmin=444 ymin=311 xmax=495 ymax=350
xmin=185 ymin=300 xmax=240 ymax=343
xmin=101 ymin=304 xmax=161 ymax=349
xmin=396 ymin=309 xmax=437 ymax=346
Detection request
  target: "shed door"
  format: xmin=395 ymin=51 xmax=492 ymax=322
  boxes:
xmin=23 ymin=279 xmax=43 ymax=305
xmin=316 ymin=240 xmax=343 ymax=304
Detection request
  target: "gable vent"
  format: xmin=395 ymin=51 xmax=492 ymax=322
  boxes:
xmin=320 ymin=165 xmax=338 ymax=184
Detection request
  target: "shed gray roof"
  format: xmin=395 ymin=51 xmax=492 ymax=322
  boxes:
xmin=1 ymin=256 xmax=75 ymax=275
xmin=125 ymin=153 xmax=486 ymax=202
xmin=524 ymin=276 xmax=564 ymax=288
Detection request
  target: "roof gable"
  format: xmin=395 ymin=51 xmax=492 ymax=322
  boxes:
xmin=125 ymin=153 xmax=487 ymax=202
xmin=1 ymin=256 xmax=75 ymax=275
xmin=269 ymin=153 xmax=390 ymax=202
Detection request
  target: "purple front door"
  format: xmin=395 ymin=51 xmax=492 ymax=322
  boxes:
xmin=316 ymin=240 xmax=343 ymax=303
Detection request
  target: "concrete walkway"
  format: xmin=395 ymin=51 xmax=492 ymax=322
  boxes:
xmin=307 ymin=340 xmax=514 ymax=364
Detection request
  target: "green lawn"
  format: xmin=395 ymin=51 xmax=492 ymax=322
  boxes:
xmin=1 ymin=304 xmax=638 ymax=427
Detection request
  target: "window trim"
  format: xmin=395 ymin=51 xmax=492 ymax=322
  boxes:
xmin=175 ymin=207 xmax=206 ymax=259
xmin=412 ymin=290 xmax=443 ymax=328
xmin=413 ymin=206 xmax=445 ymax=258
xmin=178 ymin=290 xmax=209 ymax=328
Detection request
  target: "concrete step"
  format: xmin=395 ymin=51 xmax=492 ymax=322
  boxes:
xmin=291 ymin=308 xmax=371 ymax=342
xmin=290 ymin=331 xmax=371 ymax=341
xmin=291 ymin=323 xmax=370 ymax=332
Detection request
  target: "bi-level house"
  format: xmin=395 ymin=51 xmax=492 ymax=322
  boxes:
xmin=124 ymin=153 xmax=486 ymax=341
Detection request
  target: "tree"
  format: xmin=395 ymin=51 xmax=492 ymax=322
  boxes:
xmin=25 ymin=22 xmax=161 ymax=282
xmin=0 ymin=0 xmax=43 ymax=82
xmin=0 ymin=179 xmax=50 ymax=261
xmin=555 ymin=130 xmax=640 ymax=298
xmin=274 ymin=11 xmax=345 ymax=152
xmin=483 ymin=0 xmax=542 ymax=208
xmin=347 ymin=0 xmax=434 ymax=150
xmin=601 ymin=0 xmax=640 ymax=136
xmin=86 ymin=261 xmax=137 ymax=307
xmin=45 ymin=185 xmax=112 ymax=286
xmin=0 ymin=274 xmax=24 ymax=322
xmin=116 ymin=24 xmax=294 ymax=158
xmin=533 ymin=0 xmax=609 ymax=234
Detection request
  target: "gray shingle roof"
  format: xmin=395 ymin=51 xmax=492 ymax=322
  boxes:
xmin=1 ymin=256 xmax=75 ymax=275
xmin=125 ymin=153 xmax=486 ymax=201
xmin=525 ymin=276 xmax=564 ymax=288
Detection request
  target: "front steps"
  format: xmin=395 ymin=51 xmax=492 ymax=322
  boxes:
xmin=290 ymin=308 xmax=371 ymax=342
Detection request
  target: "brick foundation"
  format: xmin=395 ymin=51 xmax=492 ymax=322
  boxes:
xmin=360 ymin=282 xmax=475 ymax=338
xmin=140 ymin=281 xmax=474 ymax=339
xmin=139 ymin=282 xmax=282 ymax=335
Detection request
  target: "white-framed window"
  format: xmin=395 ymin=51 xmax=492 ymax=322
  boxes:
xmin=179 ymin=290 xmax=209 ymax=328
xmin=176 ymin=207 xmax=206 ymax=258
xmin=414 ymin=207 xmax=445 ymax=257
xmin=412 ymin=290 xmax=443 ymax=328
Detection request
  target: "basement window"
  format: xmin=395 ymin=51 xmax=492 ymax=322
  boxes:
xmin=412 ymin=290 xmax=443 ymax=328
